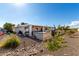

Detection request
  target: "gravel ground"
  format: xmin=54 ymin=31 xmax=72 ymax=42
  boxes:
xmin=0 ymin=32 xmax=79 ymax=56
xmin=0 ymin=36 xmax=48 ymax=56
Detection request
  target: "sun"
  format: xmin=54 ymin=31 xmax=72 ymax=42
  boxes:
xmin=13 ymin=3 xmax=25 ymax=7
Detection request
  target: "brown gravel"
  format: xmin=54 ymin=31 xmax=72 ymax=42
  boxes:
xmin=0 ymin=32 xmax=79 ymax=56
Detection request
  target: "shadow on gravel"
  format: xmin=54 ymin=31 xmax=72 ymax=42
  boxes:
xmin=18 ymin=35 xmax=42 ymax=43
xmin=29 ymin=37 xmax=42 ymax=43
xmin=0 ymin=47 xmax=17 ymax=51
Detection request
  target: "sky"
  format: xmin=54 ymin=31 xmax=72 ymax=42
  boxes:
xmin=0 ymin=3 xmax=79 ymax=27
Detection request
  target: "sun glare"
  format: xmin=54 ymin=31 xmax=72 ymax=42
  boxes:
xmin=13 ymin=3 xmax=25 ymax=7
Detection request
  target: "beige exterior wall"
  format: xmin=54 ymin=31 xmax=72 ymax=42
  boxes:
xmin=33 ymin=31 xmax=52 ymax=41
xmin=14 ymin=24 xmax=29 ymax=35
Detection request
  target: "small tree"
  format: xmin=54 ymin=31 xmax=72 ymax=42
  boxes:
xmin=65 ymin=26 xmax=70 ymax=30
xmin=3 ymin=23 xmax=13 ymax=32
xmin=57 ymin=25 xmax=62 ymax=30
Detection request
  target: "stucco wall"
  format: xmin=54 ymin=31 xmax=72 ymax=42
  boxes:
xmin=33 ymin=31 xmax=52 ymax=41
xmin=14 ymin=26 xmax=26 ymax=35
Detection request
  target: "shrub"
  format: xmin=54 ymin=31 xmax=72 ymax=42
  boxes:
xmin=67 ymin=29 xmax=76 ymax=35
xmin=0 ymin=34 xmax=20 ymax=48
xmin=45 ymin=27 xmax=66 ymax=51
xmin=47 ymin=35 xmax=64 ymax=51
xmin=12 ymin=32 xmax=16 ymax=34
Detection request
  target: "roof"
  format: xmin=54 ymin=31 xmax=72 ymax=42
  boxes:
xmin=15 ymin=23 xmax=54 ymax=28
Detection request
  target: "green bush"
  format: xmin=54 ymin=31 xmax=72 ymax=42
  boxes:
xmin=66 ymin=29 xmax=76 ymax=35
xmin=1 ymin=34 xmax=20 ymax=48
xmin=12 ymin=32 xmax=16 ymax=34
xmin=47 ymin=35 xmax=64 ymax=51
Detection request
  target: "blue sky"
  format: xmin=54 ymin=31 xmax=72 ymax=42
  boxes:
xmin=0 ymin=3 xmax=79 ymax=27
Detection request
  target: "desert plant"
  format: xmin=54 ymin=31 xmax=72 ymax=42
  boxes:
xmin=46 ymin=33 xmax=64 ymax=51
xmin=57 ymin=25 xmax=71 ymax=34
xmin=66 ymin=29 xmax=77 ymax=35
xmin=0 ymin=34 xmax=20 ymax=48
xmin=12 ymin=32 xmax=16 ymax=34
xmin=64 ymin=26 xmax=70 ymax=30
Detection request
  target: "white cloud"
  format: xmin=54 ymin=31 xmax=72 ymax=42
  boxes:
xmin=70 ymin=21 xmax=79 ymax=26
xmin=69 ymin=20 xmax=79 ymax=28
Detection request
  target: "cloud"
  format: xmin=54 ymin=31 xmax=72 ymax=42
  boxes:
xmin=69 ymin=20 xmax=79 ymax=28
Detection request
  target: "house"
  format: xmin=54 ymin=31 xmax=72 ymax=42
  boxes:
xmin=13 ymin=23 xmax=53 ymax=41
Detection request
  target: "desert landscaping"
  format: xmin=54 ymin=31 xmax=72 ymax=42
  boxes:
xmin=0 ymin=22 xmax=78 ymax=56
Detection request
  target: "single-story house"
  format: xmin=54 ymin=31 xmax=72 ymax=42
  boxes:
xmin=13 ymin=23 xmax=54 ymax=41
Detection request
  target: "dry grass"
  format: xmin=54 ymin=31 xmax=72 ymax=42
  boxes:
xmin=0 ymin=34 xmax=21 ymax=48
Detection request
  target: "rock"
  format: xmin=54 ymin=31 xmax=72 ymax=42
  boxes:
xmin=27 ymin=48 xmax=39 ymax=56
xmin=4 ymin=52 xmax=11 ymax=56
xmin=27 ymin=46 xmax=32 ymax=50
xmin=64 ymin=54 xmax=69 ymax=56
xmin=15 ymin=49 xmax=20 ymax=52
xmin=20 ymin=48 xmax=26 ymax=51
xmin=42 ymin=54 xmax=53 ymax=56
xmin=28 ymin=53 xmax=37 ymax=56
xmin=40 ymin=49 xmax=43 ymax=52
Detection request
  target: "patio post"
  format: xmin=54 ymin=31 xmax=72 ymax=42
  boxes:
xmin=29 ymin=25 xmax=32 ymax=36
xmin=43 ymin=26 xmax=44 ymax=32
